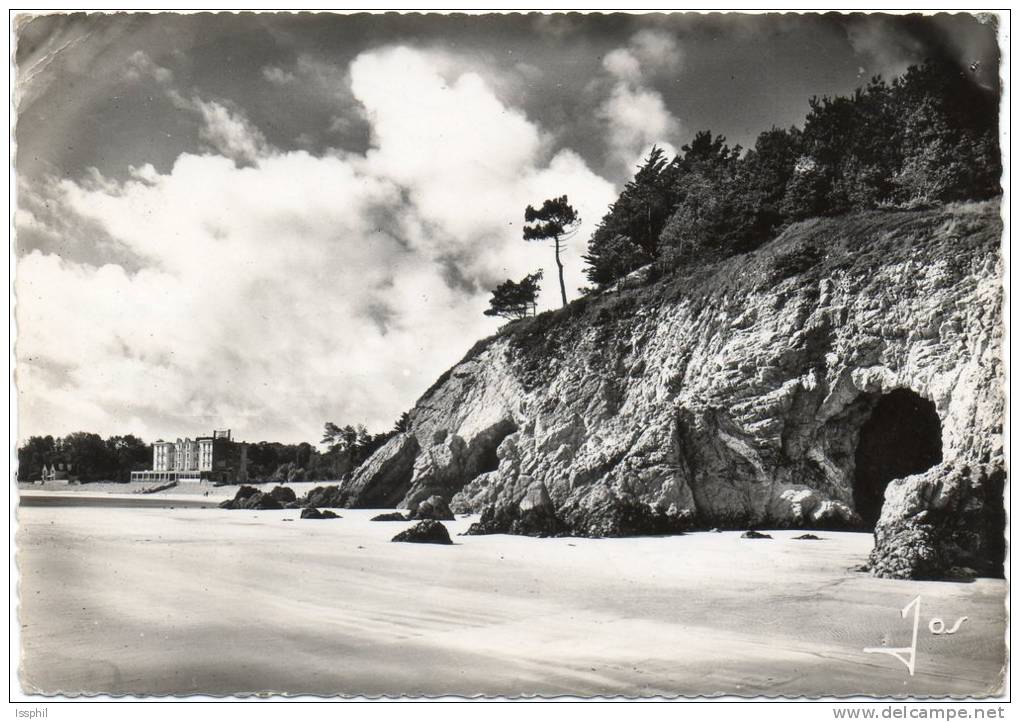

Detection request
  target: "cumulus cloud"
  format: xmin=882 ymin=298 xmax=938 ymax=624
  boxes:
xmin=189 ymin=97 xmax=274 ymax=165
xmin=125 ymin=51 xmax=275 ymax=165
xmin=602 ymin=47 xmax=642 ymax=84
xmin=16 ymin=45 xmax=615 ymax=443
xmin=598 ymin=30 xmax=683 ymax=180
xmin=15 ymin=177 xmax=149 ymax=271
xmin=601 ymin=84 xmax=681 ymax=176
xmin=262 ymin=65 xmax=296 ymax=84
xmin=630 ymin=28 xmax=685 ymax=73
xmin=124 ymin=49 xmax=173 ymax=85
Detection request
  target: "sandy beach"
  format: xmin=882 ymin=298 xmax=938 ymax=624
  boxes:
xmin=16 ymin=495 xmax=1006 ymax=697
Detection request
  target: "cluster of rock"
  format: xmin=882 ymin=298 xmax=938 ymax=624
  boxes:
xmin=464 ymin=482 xmax=567 ymax=537
xmin=218 ymin=485 xmax=297 ymax=510
xmin=217 ymin=485 xmax=455 ymax=532
xmin=219 ymin=485 xmax=345 ymax=522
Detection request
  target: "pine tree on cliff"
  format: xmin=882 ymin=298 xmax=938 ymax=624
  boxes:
xmin=523 ymin=196 xmax=579 ymax=307
xmin=393 ymin=411 xmax=411 ymax=433
xmin=484 ymin=270 xmax=543 ymax=320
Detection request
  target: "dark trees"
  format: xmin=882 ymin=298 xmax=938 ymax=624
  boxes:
xmin=657 ymin=132 xmax=742 ymax=267
xmin=484 ymin=270 xmax=543 ymax=320
xmin=106 ymin=434 xmax=151 ymax=481
xmin=17 ymin=433 xmax=150 ymax=482
xmin=584 ymin=147 xmax=678 ymax=286
xmin=583 ymin=59 xmax=1000 ymax=288
xmin=60 ymin=432 xmax=118 ymax=482
xmin=393 ymin=411 xmax=411 ymax=433
xmin=317 ymin=421 xmax=395 ymax=479
xmin=16 ymin=435 xmax=56 ymax=481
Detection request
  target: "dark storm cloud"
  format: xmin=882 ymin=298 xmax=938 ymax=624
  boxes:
xmin=19 ymin=11 xmax=999 ymax=183
xmin=17 ymin=12 xmax=998 ymax=189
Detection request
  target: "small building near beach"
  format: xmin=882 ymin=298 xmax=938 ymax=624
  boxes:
xmin=40 ymin=462 xmax=76 ymax=484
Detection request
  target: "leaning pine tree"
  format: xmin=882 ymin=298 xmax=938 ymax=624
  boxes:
xmin=523 ymin=195 xmax=579 ymax=307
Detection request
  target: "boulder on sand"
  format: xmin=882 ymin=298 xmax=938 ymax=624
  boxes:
xmin=410 ymin=495 xmax=455 ymax=521
xmin=391 ymin=520 xmax=453 ymax=545
xmin=741 ymin=530 xmax=773 ymax=539
xmin=371 ymin=512 xmax=408 ymax=522
xmin=301 ymin=507 xmax=340 ymax=519
xmin=269 ymin=486 xmax=297 ymax=504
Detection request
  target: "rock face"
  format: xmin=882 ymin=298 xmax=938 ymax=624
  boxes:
xmin=391 ymin=520 xmax=453 ymax=545
xmin=339 ymin=203 xmax=1004 ymax=579
xmin=338 ymin=434 xmax=421 ymax=508
xmin=867 ymin=462 xmax=1004 ymax=579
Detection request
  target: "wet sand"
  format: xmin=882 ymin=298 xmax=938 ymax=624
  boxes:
xmin=16 ymin=481 xmax=328 ymax=509
xmin=16 ymin=505 xmax=1006 ymax=697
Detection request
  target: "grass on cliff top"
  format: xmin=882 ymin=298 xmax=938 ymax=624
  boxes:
xmin=417 ymin=199 xmax=1002 ymax=403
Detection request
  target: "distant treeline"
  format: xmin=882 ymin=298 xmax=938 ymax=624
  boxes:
xmin=584 ymin=59 xmax=1000 ymax=288
xmin=17 ymin=415 xmax=412 ymax=484
xmin=17 ymin=433 xmax=151 ymax=483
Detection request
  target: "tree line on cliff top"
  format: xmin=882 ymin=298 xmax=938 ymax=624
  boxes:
xmin=488 ymin=59 xmax=1000 ymax=317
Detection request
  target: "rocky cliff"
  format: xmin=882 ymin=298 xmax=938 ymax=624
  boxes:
xmin=339 ymin=201 xmax=1004 ymax=580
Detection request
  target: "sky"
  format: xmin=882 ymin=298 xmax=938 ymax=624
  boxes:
xmin=13 ymin=11 xmax=1001 ymax=445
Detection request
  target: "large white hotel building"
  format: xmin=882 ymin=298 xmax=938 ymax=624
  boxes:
xmin=131 ymin=429 xmax=246 ymax=483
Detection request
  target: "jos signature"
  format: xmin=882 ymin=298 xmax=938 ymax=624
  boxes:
xmin=863 ymin=595 xmax=968 ymax=676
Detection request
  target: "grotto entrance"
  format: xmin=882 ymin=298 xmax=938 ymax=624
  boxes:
xmin=853 ymin=388 xmax=943 ymax=529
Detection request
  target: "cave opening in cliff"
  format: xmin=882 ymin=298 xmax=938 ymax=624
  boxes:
xmin=853 ymin=389 xmax=943 ymax=529
xmin=477 ymin=444 xmax=501 ymax=475
xmin=468 ymin=419 xmax=519 ymax=478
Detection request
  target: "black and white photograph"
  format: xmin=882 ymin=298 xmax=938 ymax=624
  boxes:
xmin=10 ymin=9 xmax=1008 ymax=702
